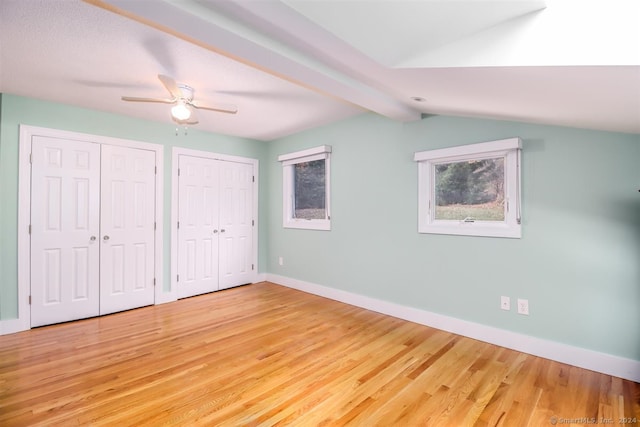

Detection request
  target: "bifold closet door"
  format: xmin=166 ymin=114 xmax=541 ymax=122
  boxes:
xmin=30 ymin=136 xmax=101 ymax=327
xmin=99 ymin=145 xmax=156 ymax=315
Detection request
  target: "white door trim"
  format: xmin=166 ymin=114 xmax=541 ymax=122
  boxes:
xmin=16 ymin=125 xmax=164 ymax=332
xmin=170 ymin=147 xmax=259 ymax=301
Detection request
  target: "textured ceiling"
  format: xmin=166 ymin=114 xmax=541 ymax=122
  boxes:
xmin=0 ymin=0 xmax=638 ymax=141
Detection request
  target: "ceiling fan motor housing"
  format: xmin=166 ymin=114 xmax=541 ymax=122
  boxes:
xmin=177 ymin=84 xmax=194 ymax=102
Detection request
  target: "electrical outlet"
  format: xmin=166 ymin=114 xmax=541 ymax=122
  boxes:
xmin=500 ymin=296 xmax=511 ymax=311
xmin=517 ymin=299 xmax=529 ymax=315
xmin=278 ymin=256 xmax=284 ymax=266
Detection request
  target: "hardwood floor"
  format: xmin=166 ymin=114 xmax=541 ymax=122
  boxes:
xmin=0 ymin=282 xmax=638 ymax=426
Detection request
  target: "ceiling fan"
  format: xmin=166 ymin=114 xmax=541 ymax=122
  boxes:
xmin=121 ymin=74 xmax=237 ymax=125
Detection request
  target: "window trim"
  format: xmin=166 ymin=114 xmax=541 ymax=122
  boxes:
xmin=278 ymin=145 xmax=331 ymax=231
xmin=414 ymin=138 xmax=522 ymax=238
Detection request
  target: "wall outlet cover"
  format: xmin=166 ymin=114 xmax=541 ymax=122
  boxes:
xmin=517 ymin=298 xmax=529 ymax=315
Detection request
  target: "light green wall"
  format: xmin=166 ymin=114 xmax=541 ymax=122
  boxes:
xmin=266 ymin=113 xmax=640 ymax=360
xmin=2 ymin=94 xmax=639 ymax=363
xmin=0 ymin=94 xmax=269 ymax=320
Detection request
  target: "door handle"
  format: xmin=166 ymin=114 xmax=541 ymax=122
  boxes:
xmin=213 ymin=230 xmax=218 ymax=234
xmin=220 ymin=229 xmax=226 ymax=233
xmin=103 ymin=235 xmax=110 ymax=241
xmin=90 ymin=236 xmax=96 ymax=242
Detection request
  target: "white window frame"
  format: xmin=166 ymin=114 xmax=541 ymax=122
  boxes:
xmin=278 ymin=145 xmax=331 ymax=231
xmin=414 ymin=138 xmax=522 ymax=239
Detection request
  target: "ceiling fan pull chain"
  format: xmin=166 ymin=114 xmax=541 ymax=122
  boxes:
xmin=174 ymin=126 xmax=190 ymax=136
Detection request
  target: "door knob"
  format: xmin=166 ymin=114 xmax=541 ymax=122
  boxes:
xmin=90 ymin=236 xmax=96 ymax=242
xmin=213 ymin=229 xmax=218 ymax=234
xmin=220 ymin=229 xmax=226 ymax=233
xmin=103 ymin=235 xmax=110 ymax=241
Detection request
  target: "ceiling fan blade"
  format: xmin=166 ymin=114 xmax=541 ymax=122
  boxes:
xmin=190 ymin=100 xmax=238 ymax=114
xmin=122 ymin=96 xmax=174 ymax=103
xmin=158 ymin=74 xmax=182 ymax=99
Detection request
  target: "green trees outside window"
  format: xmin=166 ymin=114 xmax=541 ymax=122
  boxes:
xmin=434 ymin=157 xmax=505 ymax=221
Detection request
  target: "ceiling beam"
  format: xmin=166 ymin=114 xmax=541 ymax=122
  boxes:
xmin=85 ymin=0 xmax=421 ymax=122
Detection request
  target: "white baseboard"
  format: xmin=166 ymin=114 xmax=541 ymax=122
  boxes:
xmin=266 ymin=273 xmax=640 ymax=383
xmin=0 ymin=318 xmax=28 ymax=336
xmin=155 ymin=291 xmax=177 ymax=305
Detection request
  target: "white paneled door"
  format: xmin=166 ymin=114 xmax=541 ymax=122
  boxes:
xmin=30 ymin=136 xmax=101 ymax=327
xmin=177 ymin=155 xmax=253 ymax=298
xmin=100 ymin=145 xmax=156 ymax=315
xmin=30 ymin=137 xmax=156 ymax=327
xmin=177 ymin=155 xmax=220 ymax=298
xmin=218 ymin=160 xmax=254 ymax=290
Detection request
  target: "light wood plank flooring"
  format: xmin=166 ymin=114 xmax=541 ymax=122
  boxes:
xmin=1 ymin=282 xmax=638 ymax=426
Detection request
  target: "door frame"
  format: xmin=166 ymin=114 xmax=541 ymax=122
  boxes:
xmin=17 ymin=125 xmax=165 ymax=332
xmin=170 ymin=147 xmax=259 ymax=301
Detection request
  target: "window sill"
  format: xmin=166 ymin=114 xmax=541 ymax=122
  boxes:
xmin=283 ymin=219 xmax=331 ymax=231
xmin=419 ymin=221 xmax=521 ymax=238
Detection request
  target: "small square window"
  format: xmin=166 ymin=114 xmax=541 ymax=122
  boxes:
xmin=278 ymin=146 xmax=331 ymax=230
xmin=415 ymin=138 xmax=522 ymax=238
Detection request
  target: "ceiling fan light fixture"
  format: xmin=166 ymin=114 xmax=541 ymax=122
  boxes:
xmin=122 ymin=75 xmax=236 ymax=124
xmin=171 ymin=101 xmax=191 ymax=121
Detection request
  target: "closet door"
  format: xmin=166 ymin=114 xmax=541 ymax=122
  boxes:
xmin=30 ymin=136 xmax=101 ymax=327
xmin=218 ymin=161 xmax=254 ymax=290
xmin=100 ymin=145 xmax=156 ymax=315
xmin=177 ymin=155 xmax=220 ymax=298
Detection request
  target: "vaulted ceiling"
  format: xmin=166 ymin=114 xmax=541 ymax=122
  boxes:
xmin=1 ymin=0 xmax=638 ymax=141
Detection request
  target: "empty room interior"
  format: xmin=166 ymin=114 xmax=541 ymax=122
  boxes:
xmin=0 ymin=0 xmax=639 ymax=425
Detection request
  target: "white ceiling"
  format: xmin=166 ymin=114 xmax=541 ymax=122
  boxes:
xmin=0 ymin=0 xmax=638 ymax=141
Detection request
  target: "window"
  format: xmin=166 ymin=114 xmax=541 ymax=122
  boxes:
xmin=278 ymin=145 xmax=331 ymax=230
xmin=414 ymin=138 xmax=522 ymax=238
